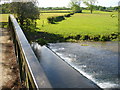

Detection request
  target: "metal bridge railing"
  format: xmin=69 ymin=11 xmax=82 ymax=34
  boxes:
xmin=8 ymin=14 xmax=52 ymax=89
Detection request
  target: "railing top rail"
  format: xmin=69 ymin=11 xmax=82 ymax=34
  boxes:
xmin=9 ymin=14 xmax=52 ymax=88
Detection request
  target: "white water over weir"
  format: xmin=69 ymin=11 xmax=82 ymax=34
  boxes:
xmin=48 ymin=42 xmax=120 ymax=89
xmin=31 ymin=42 xmax=101 ymax=88
xmin=31 ymin=42 xmax=119 ymax=89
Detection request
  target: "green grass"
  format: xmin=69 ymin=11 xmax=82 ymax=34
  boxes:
xmin=0 ymin=14 xmax=9 ymax=22
xmin=37 ymin=10 xmax=118 ymax=38
xmin=40 ymin=10 xmax=72 ymax=13
xmin=0 ymin=10 xmax=118 ymax=42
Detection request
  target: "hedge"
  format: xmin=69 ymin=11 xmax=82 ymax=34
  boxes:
xmin=65 ymin=32 xmax=119 ymax=41
xmin=47 ymin=13 xmax=74 ymax=24
xmin=47 ymin=16 xmax=65 ymax=24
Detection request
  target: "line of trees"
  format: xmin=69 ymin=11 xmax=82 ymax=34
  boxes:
xmin=70 ymin=0 xmax=118 ymax=13
xmin=39 ymin=7 xmax=70 ymax=10
xmin=0 ymin=2 xmax=118 ymax=14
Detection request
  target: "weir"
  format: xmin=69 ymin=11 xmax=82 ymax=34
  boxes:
xmin=8 ymin=14 xmax=101 ymax=89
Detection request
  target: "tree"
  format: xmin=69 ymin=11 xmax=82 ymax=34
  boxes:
xmin=83 ymin=0 xmax=97 ymax=14
xmin=69 ymin=0 xmax=82 ymax=13
xmin=0 ymin=3 xmax=11 ymax=14
xmin=10 ymin=1 xmax=40 ymax=32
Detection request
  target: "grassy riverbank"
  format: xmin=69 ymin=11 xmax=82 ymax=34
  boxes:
xmin=0 ymin=10 xmax=119 ymax=45
xmin=36 ymin=10 xmax=119 ymax=43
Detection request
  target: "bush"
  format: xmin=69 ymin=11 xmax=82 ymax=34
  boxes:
xmin=47 ymin=17 xmax=55 ymax=24
xmin=65 ymin=36 xmax=74 ymax=40
xmin=93 ymin=35 xmax=100 ymax=41
xmin=75 ymin=10 xmax=82 ymax=13
xmin=74 ymin=35 xmax=81 ymax=40
xmin=64 ymin=14 xmax=71 ymax=17
xmin=54 ymin=16 xmax=65 ymax=22
xmin=100 ymin=35 xmax=111 ymax=41
xmin=70 ymin=13 xmax=74 ymax=15
xmin=36 ymin=38 xmax=48 ymax=46
xmin=81 ymin=35 xmax=90 ymax=40
xmin=110 ymin=33 xmax=118 ymax=40
xmin=64 ymin=13 xmax=74 ymax=17
xmin=47 ymin=16 xmax=65 ymax=24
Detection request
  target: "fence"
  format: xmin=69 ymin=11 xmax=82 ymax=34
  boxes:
xmin=8 ymin=14 xmax=52 ymax=89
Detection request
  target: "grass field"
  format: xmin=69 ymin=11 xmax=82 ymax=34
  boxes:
xmin=37 ymin=10 xmax=118 ymax=38
xmin=0 ymin=10 xmax=118 ymax=42
xmin=40 ymin=10 xmax=71 ymax=13
xmin=0 ymin=14 xmax=9 ymax=22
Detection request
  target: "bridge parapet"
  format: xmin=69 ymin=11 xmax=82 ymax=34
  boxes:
xmin=8 ymin=14 xmax=52 ymax=89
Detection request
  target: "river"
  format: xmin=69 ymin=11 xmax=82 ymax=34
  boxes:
xmin=48 ymin=41 xmax=120 ymax=89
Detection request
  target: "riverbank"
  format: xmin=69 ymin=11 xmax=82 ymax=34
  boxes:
xmin=24 ymin=30 xmax=119 ymax=46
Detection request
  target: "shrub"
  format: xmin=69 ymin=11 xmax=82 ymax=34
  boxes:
xmin=70 ymin=13 xmax=74 ymax=15
xmin=93 ymin=35 xmax=100 ymax=41
xmin=64 ymin=13 xmax=74 ymax=17
xmin=66 ymin=36 xmax=74 ymax=39
xmin=110 ymin=33 xmax=118 ymax=40
xmin=64 ymin=14 xmax=71 ymax=17
xmin=47 ymin=17 xmax=55 ymax=24
xmin=100 ymin=35 xmax=111 ymax=41
xmin=36 ymin=38 xmax=48 ymax=46
xmin=47 ymin=16 xmax=65 ymax=24
xmin=81 ymin=35 xmax=90 ymax=40
xmin=75 ymin=10 xmax=82 ymax=13
xmin=74 ymin=35 xmax=81 ymax=40
xmin=54 ymin=16 xmax=65 ymax=22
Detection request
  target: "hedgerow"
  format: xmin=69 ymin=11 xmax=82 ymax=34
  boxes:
xmin=47 ymin=13 xmax=74 ymax=24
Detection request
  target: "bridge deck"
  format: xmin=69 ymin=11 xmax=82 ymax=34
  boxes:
xmin=0 ymin=28 xmax=20 ymax=89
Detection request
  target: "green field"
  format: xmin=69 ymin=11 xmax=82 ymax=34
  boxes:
xmin=0 ymin=10 xmax=118 ymax=42
xmin=37 ymin=10 xmax=118 ymax=38
xmin=40 ymin=10 xmax=71 ymax=13
xmin=0 ymin=14 xmax=9 ymax=22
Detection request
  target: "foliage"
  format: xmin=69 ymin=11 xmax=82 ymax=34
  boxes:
xmin=40 ymin=7 xmax=70 ymax=10
xmin=36 ymin=38 xmax=48 ymax=46
xmin=69 ymin=0 xmax=82 ymax=13
xmin=36 ymin=10 xmax=118 ymax=42
xmin=41 ymin=10 xmax=72 ymax=13
xmin=47 ymin=12 xmax=75 ymax=24
xmin=64 ymin=13 xmax=74 ymax=17
xmin=10 ymin=2 xmax=40 ymax=32
xmin=47 ymin=15 xmax=65 ymax=24
xmin=47 ymin=17 xmax=55 ymax=24
xmin=118 ymin=5 xmax=120 ymax=31
xmin=54 ymin=16 xmax=65 ymax=22
xmin=83 ymin=0 xmax=97 ymax=13
xmin=0 ymin=3 xmax=11 ymax=14
xmin=64 ymin=14 xmax=71 ymax=17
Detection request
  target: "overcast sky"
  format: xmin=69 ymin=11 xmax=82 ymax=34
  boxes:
xmin=0 ymin=0 xmax=119 ymax=7
xmin=38 ymin=0 xmax=119 ymax=7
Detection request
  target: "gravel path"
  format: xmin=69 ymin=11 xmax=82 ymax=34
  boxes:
xmin=0 ymin=28 xmax=20 ymax=89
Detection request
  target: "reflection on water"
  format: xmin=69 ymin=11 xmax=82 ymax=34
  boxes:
xmin=48 ymin=41 xmax=120 ymax=88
